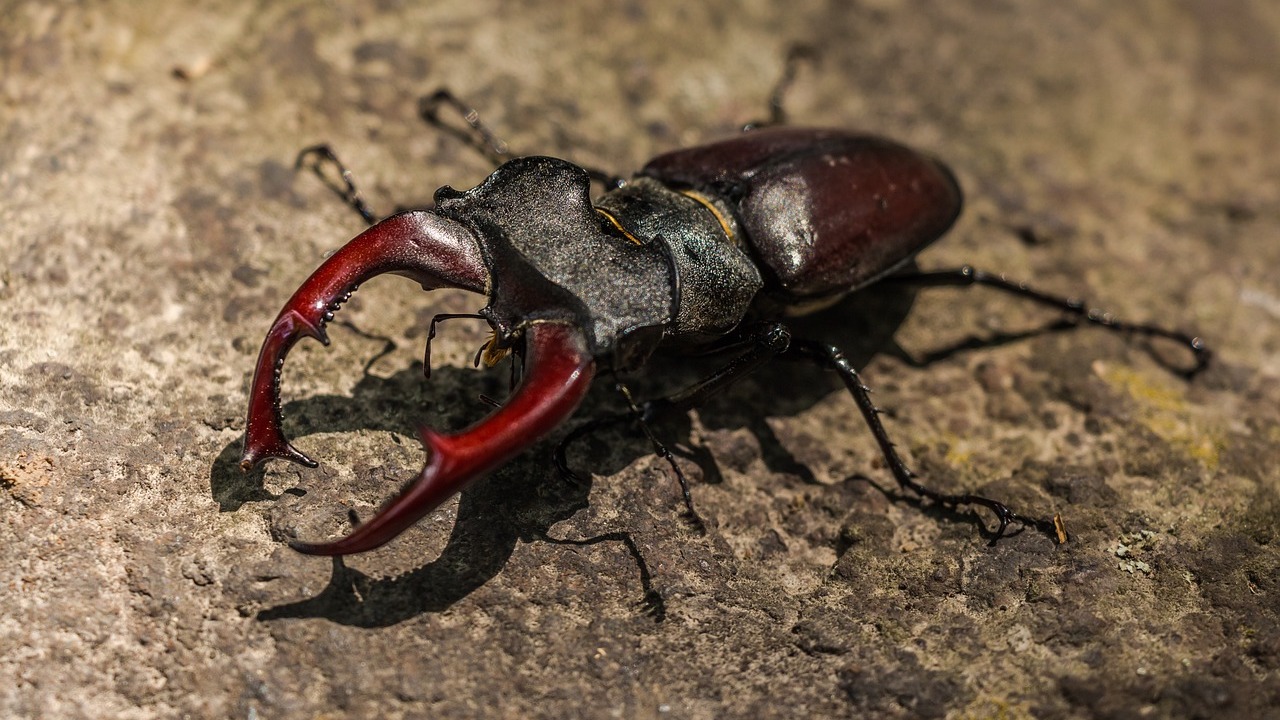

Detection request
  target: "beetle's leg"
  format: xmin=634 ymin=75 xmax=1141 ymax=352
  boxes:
xmin=419 ymin=88 xmax=627 ymax=190
xmin=743 ymin=44 xmax=818 ymax=131
xmin=418 ymin=88 xmax=511 ymax=167
xmin=786 ymin=338 xmax=1059 ymax=543
xmin=295 ymin=144 xmax=380 ymax=226
xmin=614 ymin=382 xmax=706 ymax=533
xmin=555 ymin=323 xmax=792 ymax=525
xmin=649 ymin=322 xmax=795 ymax=415
xmin=884 ymin=265 xmax=1211 ymax=378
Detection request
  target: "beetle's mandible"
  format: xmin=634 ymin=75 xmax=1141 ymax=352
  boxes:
xmin=241 ymin=65 xmax=1208 ymax=556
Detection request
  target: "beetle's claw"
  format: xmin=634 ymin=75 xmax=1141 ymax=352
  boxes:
xmin=287 ymin=323 xmax=596 ymax=556
xmin=241 ymin=211 xmax=604 ymax=557
xmin=240 ymin=436 xmax=317 ymax=472
xmin=239 ymin=210 xmax=490 ymax=480
xmin=240 ymin=311 xmax=328 ymax=472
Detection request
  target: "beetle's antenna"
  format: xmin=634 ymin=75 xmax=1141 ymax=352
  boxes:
xmin=295 ymin=144 xmax=380 ymax=226
xmin=423 ymin=312 xmax=487 ymax=379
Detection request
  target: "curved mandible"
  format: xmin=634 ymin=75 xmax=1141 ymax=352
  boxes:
xmin=289 ymin=321 xmax=596 ymax=556
xmin=240 ymin=210 xmax=490 ymax=471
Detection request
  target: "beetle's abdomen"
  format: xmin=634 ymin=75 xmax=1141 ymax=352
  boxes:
xmin=641 ymin=127 xmax=962 ymax=304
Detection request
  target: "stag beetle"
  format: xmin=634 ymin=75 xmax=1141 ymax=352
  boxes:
xmin=240 ymin=55 xmax=1208 ymax=556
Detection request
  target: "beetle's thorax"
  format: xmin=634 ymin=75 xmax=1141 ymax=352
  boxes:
xmin=595 ymin=177 xmax=762 ymax=345
xmin=430 ymin=156 xmax=673 ymax=368
xmin=432 ymin=156 xmax=763 ymax=369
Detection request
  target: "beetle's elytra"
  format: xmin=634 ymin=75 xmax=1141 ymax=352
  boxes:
xmin=241 ymin=73 xmax=1207 ymax=557
xmin=642 ymin=128 xmax=962 ymax=303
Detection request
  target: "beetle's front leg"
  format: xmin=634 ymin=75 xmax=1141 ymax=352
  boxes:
xmin=294 ymin=144 xmax=381 ymax=226
xmin=419 ymin=88 xmax=627 ymax=190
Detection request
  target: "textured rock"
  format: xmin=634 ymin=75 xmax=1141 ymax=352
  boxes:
xmin=3 ymin=1 xmax=1278 ymax=718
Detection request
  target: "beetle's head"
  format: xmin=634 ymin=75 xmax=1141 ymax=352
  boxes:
xmin=238 ymin=209 xmax=595 ymax=555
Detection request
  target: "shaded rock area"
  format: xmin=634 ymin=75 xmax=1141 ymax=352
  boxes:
xmin=3 ymin=2 xmax=1278 ymax=718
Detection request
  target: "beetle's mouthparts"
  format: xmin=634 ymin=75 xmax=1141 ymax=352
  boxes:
xmin=239 ymin=210 xmax=596 ymax=555
xmin=239 ymin=210 xmax=489 ymax=472
xmin=290 ymin=321 xmax=594 ymax=555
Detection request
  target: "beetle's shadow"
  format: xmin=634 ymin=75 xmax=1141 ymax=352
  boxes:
xmin=209 ymin=279 xmax=1031 ymax=627
xmin=579 ymin=281 xmax=926 ymax=486
xmin=210 ymin=362 xmax=603 ymax=627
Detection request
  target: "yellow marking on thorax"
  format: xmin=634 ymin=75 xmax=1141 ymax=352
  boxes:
xmin=594 ymin=208 xmax=643 ymax=245
xmin=678 ymin=189 xmax=735 ymax=243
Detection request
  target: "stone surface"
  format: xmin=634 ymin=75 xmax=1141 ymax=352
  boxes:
xmin=2 ymin=1 xmax=1278 ymax=718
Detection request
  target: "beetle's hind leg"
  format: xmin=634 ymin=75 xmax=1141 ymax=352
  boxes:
xmin=555 ymin=322 xmax=1056 ymax=543
xmin=294 ymin=144 xmax=380 ymax=226
xmin=785 ymin=339 xmax=1061 ymax=543
xmin=884 ymin=265 xmax=1211 ymax=378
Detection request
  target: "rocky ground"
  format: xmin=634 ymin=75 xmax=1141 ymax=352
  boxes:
xmin=2 ymin=1 xmax=1278 ymax=718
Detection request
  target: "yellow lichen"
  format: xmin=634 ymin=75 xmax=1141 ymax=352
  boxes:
xmin=1094 ymin=362 xmax=1223 ymax=471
